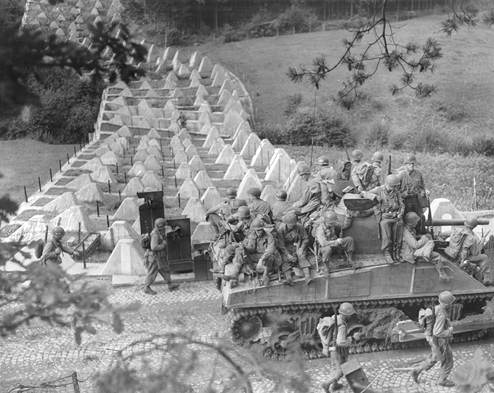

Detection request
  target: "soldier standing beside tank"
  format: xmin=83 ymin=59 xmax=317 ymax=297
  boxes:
xmin=40 ymin=226 xmax=78 ymax=266
xmin=144 ymin=218 xmax=179 ymax=295
xmin=320 ymin=302 xmax=361 ymax=393
xmin=411 ymin=291 xmax=456 ymax=387
xmin=315 ymin=212 xmax=358 ymax=272
xmin=367 ymin=174 xmax=405 ymax=264
xmin=271 ymin=190 xmax=291 ymax=222
xmin=399 ymin=154 xmax=427 ymax=233
xmin=277 ymin=212 xmax=313 ymax=284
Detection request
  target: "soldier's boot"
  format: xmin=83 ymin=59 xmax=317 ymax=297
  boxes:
xmin=322 ymin=381 xmax=343 ymax=392
xmin=411 ymin=369 xmax=420 ymax=384
xmin=283 ymin=270 xmax=294 ymax=286
xmin=144 ymin=286 xmax=157 ymax=295
xmin=383 ymin=249 xmax=395 ymax=265
xmin=167 ymin=283 xmax=179 ymax=291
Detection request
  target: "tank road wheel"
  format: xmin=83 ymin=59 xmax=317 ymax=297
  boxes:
xmin=232 ymin=315 xmax=262 ymax=345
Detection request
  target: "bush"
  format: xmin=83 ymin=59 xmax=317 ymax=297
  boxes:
xmin=472 ymin=135 xmax=494 ymax=157
xmin=223 ymin=24 xmax=247 ymax=43
xmin=285 ymin=107 xmax=355 ymax=147
xmin=284 ymin=93 xmax=303 ymax=118
xmin=364 ymin=120 xmax=390 ymax=147
xmin=255 ymin=123 xmax=286 ymax=144
xmin=435 ymin=102 xmax=469 ymax=122
xmin=276 ymin=5 xmax=318 ymax=33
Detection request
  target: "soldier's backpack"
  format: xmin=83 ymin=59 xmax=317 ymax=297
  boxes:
xmin=316 ymin=315 xmax=336 ymax=348
xmin=444 ymin=230 xmax=468 ymax=260
xmin=141 ymin=233 xmax=151 ymax=250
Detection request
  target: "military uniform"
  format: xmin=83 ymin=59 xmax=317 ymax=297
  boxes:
xmin=272 ymin=200 xmax=291 ymax=222
xmin=368 ymin=184 xmax=404 ymax=261
xmin=249 ymin=199 xmax=273 ymax=222
xmin=277 ymin=221 xmax=311 ymax=274
xmin=315 ymin=221 xmax=354 ymax=271
xmin=206 ymin=198 xmax=247 ymax=234
xmin=40 ymin=238 xmax=74 ymax=266
xmin=400 ymin=156 xmax=427 ymax=233
xmin=351 ymin=161 xmax=370 ymax=192
xmin=144 ymin=228 xmax=176 ymax=291
xmin=457 ymin=226 xmax=493 ymax=285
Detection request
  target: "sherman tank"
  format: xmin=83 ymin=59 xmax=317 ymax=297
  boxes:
xmin=217 ymin=194 xmax=494 ymax=359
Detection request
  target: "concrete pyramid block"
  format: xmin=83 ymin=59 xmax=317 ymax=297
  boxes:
xmin=185 ymin=144 xmax=199 ymax=157
xmin=198 ymin=111 xmax=212 ymax=129
xmin=178 ymin=178 xmax=200 ymax=199
xmin=141 ymin=171 xmax=162 ymax=189
xmin=122 ymin=177 xmax=145 ymax=197
xmin=212 ymin=69 xmax=226 ymax=87
xmin=174 ymin=150 xmax=189 ymax=164
xmin=172 ymin=143 xmax=185 ymax=156
xmin=251 ymin=139 xmax=275 ymax=168
xmin=194 ymin=95 xmax=207 ymax=107
xmin=170 ymin=135 xmax=183 ymax=149
xmin=132 ymin=218 xmax=141 ymax=234
xmin=177 ymin=63 xmax=191 ymax=79
xmin=287 ymin=174 xmax=308 ymax=202
xmin=51 ymin=205 xmax=94 ymax=233
xmin=240 ymin=133 xmax=261 ymax=160
xmin=219 ymin=79 xmax=234 ymax=96
xmin=196 ymin=84 xmax=209 ymax=98
xmin=198 ymin=56 xmax=213 ymax=76
xmin=182 ymin=138 xmax=193 ymax=149
xmin=164 ymin=100 xmax=176 ymax=118
xmin=176 ymin=162 xmax=193 ymax=179
xmin=178 ymin=128 xmax=191 ymax=140
xmin=237 ymin=169 xmax=263 ymax=200
xmin=182 ymin=197 xmax=206 ymax=223
xmin=100 ymin=239 xmax=146 ymax=276
xmin=164 ymin=76 xmax=176 ymax=90
xmin=148 ymin=138 xmax=161 ymax=149
xmin=199 ymin=102 xmax=212 ymax=115
xmin=140 ymin=80 xmax=153 ymax=90
xmin=190 ymin=71 xmax=202 ymax=87
xmin=66 ymin=174 xmax=93 ymax=190
xmin=189 ymin=51 xmax=200 ymax=69
xmin=203 ymin=127 xmax=220 ymax=148
xmin=147 ymin=128 xmax=161 ymax=139
xmin=217 ymin=89 xmax=232 ymax=107
xmin=261 ymin=184 xmax=278 ymax=207
xmin=223 ymin=155 xmax=248 ymax=180
xmin=91 ymin=165 xmax=117 ymax=184
xmin=112 ymin=197 xmax=139 ymax=221
xmin=81 ymin=157 xmax=105 ymax=172
xmin=264 ymin=150 xmax=293 ymax=185
xmin=75 ymin=182 xmax=104 ymax=203
xmin=94 ymin=145 xmax=110 ymax=157
xmin=199 ymin=124 xmax=211 ymax=136
xmin=222 ymin=111 xmax=243 ymax=137
xmin=194 ymin=170 xmax=213 ymax=189
xmin=215 ymin=144 xmax=236 ymax=164
xmin=144 ymin=155 xmax=162 ymax=171
xmin=189 ymin=155 xmax=206 ymax=173
xmin=43 ymin=192 xmax=78 ymax=214
xmin=128 ymin=161 xmax=147 ymax=177
xmin=9 ymin=216 xmax=52 ymax=243
xmin=172 ymin=50 xmax=181 ymax=71
xmin=201 ymin=187 xmax=222 ymax=210
xmin=191 ymin=222 xmax=216 ymax=244
xmin=137 ymin=135 xmax=150 ymax=148
xmin=147 ymin=146 xmax=162 ymax=159
xmin=117 ymin=125 xmax=132 ymax=137
xmin=208 ymin=138 xmax=225 ymax=156
xmin=117 ymin=137 xmax=129 ymax=150
xmin=232 ymin=122 xmax=251 ymax=152
xmin=100 ymin=150 xmax=120 ymax=165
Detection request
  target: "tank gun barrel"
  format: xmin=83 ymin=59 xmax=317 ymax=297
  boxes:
xmin=431 ymin=218 xmax=490 ymax=226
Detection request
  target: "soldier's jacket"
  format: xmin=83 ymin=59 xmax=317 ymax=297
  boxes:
xmin=276 ymin=222 xmax=309 ymax=254
xmin=315 ymin=222 xmax=342 ymax=248
xmin=335 ymin=314 xmax=352 ymax=347
xmin=207 ymin=198 xmax=246 ymax=218
xmin=367 ymin=185 xmax=404 ymax=219
xmin=227 ymin=215 xmax=253 ymax=241
xmin=401 ymin=226 xmax=429 ymax=263
xmin=433 ymin=305 xmax=453 ymax=338
xmin=243 ymin=229 xmax=277 ymax=259
xmin=293 ymin=181 xmax=322 ymax=215
xmin=365 ymin=162 xmax=382 ymax=190
xmin=271 ymin=200 xmax=291 ymax=222
xmin=249 ymin=199 xmax=273 ymax=222
xmin=351 ymin=161 xmax=369 ymax=191
xmin=148 ymin=228 xmax=168 ymax=270
xmin=41 ymin=238 xmax=72 ymax=265
xmin=400 ymin=169 xmax=425 ymax=197
xmin=458 ymin=227 xmax=483 ymax=262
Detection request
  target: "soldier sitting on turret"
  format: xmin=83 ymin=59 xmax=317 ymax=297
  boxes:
xmin=206 ymin=188 xmax=247 ymax=234
xmin=271 ymin=190 xmax=291 ymax=222
xmin=247 ymin=187 xmax=273 ymax=223
xmin=402 ymin=212 xmax=451 ymax=281
xmin=445 ymin=218 xmax=493 ymax=286
xmin=366 ymin=174 xmax=405 ymax=265
xmin=243 ymin=217 xmax=289 ymax=286
xmin=277 ymin=212 xmax=313 ymax=284
xmin=314 ymin=212 xmax=357 ymax=272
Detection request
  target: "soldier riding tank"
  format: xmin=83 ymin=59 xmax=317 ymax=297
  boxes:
xmin=214 ymin=191 xmax=494 ymax=359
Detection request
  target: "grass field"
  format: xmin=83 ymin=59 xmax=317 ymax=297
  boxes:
xmin=195 ymin=15 xmax=494 ymax=144
xmin=0 ymin=139 xmax=74 ymax=205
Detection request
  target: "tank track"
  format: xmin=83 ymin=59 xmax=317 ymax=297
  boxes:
xmin=229 ymin=293 xmax=494 ymax=359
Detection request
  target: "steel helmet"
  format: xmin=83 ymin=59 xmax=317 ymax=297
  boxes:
xmin=339 ymin=302 xmax=356 ymax=316
xmin=317 ymin=156 xmax=330 ymax=166
xmin=405 ymin=212 xmax=421 ymax=226
xmin=371 ymin=151 xmax=384 ymax=163
xmin=323 ymin=211 xmax=338 ymax=225
xmin=298 ymin=163 xmax=311 ymax=176
xmin=250 ymin=217 xmax=265 ymax=229
xmin=155 ymin=218 xmax=167 ymax=228
xmin=404 ymin=154 xmax=417 ymax=164
xmin=226 ymin=188 xmax=237 ymax=198
xmin=385 ymin=174 xmax=401 ymax=187
xmin=282 ymin=212 xmax=298 ymax=225
xmin=247 ymin=187 xmax=262 ymax=198
xmin=438 ymin=291 xmax=456 ymax=305
xmin=351 ymin=149 xmax=364 ymax=161
xmin=464 ymin=217 xmax=478 ymax=229
xmin=276 ymin=190 xmax=287 ymax=201
xmin=237 ymin=206 xmax=251 ymax=219
xmin=52 ymin=226 xmax=65 ymax=236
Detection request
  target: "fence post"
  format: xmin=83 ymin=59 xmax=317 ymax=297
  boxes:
xmin=72 ymin=372 xmax=81 ymax=393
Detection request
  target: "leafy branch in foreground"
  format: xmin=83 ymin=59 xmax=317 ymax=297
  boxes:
xmin=95 ymin=332 xmax=310 ymax=393
xmin=288 ymin=0 xmax=486 ymax=108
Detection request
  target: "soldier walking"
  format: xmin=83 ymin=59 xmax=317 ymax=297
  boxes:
xmin=40 ymin=226 xmax=78 ymax=266
xmin=144 ymin=218 xmax=179 ymax=295
xmin=411 ymin=291 xmax=456 ymax=387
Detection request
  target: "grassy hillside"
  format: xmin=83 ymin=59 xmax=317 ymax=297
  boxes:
xmin=195 ymin=15 xmax=494 ymax=147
